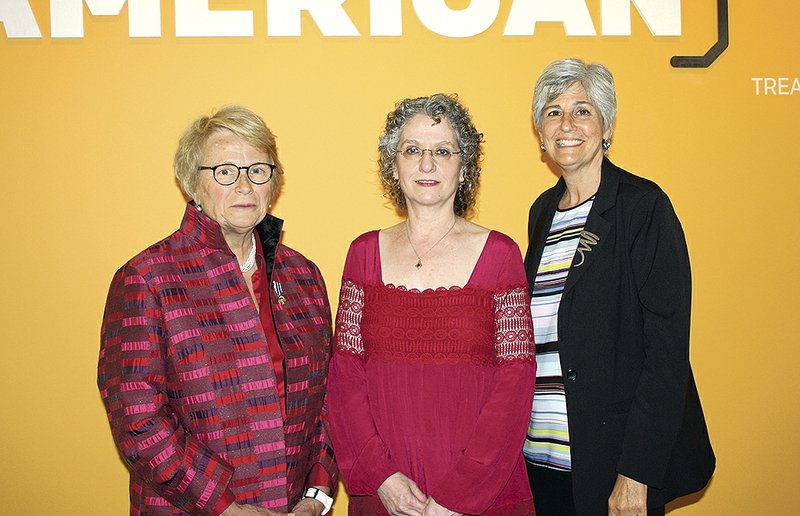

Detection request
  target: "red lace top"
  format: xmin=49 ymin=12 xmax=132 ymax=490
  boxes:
xmin=328 ymin=231 xmax=537 ymax=515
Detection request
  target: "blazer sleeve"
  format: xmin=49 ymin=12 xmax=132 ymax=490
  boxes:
xmin=615 ymin=189 xmax=693 ymax=489
xmin=98 ymin=264 xmax=236 ymax=516
xmin=326 ymin=241 xmax=397 ymax=495
xmin=304 ymin=262 xmax=339 ymax=492
xmin=428 ymin=242 xmax=537 ymax=514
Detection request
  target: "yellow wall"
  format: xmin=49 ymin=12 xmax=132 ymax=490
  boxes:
xmin=1 ymin=1 xmax=797 ymax=513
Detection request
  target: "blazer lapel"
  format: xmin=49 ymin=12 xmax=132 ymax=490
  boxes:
xmin=562 ymin=159 xmax=620 ymax=296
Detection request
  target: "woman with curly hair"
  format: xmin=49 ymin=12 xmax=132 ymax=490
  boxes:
xmin=327 ymin=94 xmax=537 ymax=515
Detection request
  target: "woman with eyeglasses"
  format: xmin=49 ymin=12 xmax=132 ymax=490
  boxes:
xmin=326 ymin=94 xmax=537 ymax=515
xmin=99 ymin=106 xmax=337 ymax=516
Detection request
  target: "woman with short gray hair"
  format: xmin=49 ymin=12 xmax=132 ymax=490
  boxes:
xmin=523 ymin=58 xmax=715 ymax=515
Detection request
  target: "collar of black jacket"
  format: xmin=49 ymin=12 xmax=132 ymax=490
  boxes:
xmin=550 ymin=157 xmax=622 ymax=215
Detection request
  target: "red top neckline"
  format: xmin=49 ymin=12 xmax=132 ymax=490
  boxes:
xmin=375 ymin=229 xmax=495 ymax=290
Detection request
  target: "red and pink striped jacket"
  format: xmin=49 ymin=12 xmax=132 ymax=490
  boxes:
xmin=99 ymin=204 xmax=337 ymax=515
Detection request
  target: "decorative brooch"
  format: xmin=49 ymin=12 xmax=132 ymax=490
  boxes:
xmin=272 ymin=281 xmax=286 ymax=305
xmin=574 ymin=231 xmax=600 ymax=267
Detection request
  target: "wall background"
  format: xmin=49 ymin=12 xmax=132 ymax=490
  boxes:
xmin=1 ymin=1 xmax=797 ymax=514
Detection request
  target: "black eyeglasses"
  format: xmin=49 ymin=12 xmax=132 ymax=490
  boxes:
xmin=198 ymin=163 xmax=275 ymax=186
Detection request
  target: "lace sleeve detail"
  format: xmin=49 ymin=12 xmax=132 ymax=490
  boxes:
xmin=335 ymin=279 xmax=365 ymax=356
xmin=494 ymin=286 xmax=535 ymax=364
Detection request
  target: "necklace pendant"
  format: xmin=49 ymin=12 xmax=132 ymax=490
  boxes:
xmin=406 ymin=217 xmax=457 ymax=272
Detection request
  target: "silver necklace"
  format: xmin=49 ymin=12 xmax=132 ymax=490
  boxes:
xmin=240 ymin=234 xmax=257 ymax=273
xmin=406 ymin=218 xmax=457 ymax=269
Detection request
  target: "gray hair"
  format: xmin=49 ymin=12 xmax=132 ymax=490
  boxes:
xmin=532 ymin=58 xmax=617 ymax=136
xmin=378 ymin=94 xmax=484 ymax=217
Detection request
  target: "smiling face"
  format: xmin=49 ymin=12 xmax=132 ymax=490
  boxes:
xmin=539 ymin=82 xmax=612 ymax=176
xmin=194 ymin=129 xmax=274 ymax=240
xmin=395 ymin=114 xmax=463 ymax=213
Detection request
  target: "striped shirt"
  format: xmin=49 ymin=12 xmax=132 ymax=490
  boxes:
xmin=523 ymin=197 xmax=594 ymax=471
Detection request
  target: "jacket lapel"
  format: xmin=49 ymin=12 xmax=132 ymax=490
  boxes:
xmin=562 ymin=159 xmax=619 ymax=296
xmin=255 ymin=215 xmax=301 ymax=418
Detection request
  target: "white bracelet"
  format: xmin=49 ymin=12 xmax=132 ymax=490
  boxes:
xmin=302 ymin=487 xmax=333 ymax=515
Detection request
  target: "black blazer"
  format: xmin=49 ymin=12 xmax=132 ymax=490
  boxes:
xmin=525 ymin=159 xmax=715 ymax=513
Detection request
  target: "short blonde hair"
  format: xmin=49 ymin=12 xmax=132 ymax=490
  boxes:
xmin=173 ymin=105 xmax=284 ymax=198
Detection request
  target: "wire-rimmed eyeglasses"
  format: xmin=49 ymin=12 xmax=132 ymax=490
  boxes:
xmin=198 ymin=162 xmax=275 ymax=186
xmin=396 ymin=145 xmax=462 ymax=162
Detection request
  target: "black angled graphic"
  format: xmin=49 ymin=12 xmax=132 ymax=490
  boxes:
xmin=671 ymin=0 xmax=729 ymax=68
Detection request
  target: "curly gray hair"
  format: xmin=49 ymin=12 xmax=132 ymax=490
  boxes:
xmin=532 ymin=58 xmax=617 ymax=142
xmin=378 ymin=94 xmax=484 ymax=217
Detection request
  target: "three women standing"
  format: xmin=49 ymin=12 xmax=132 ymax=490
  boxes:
xmin=100 ymin=64 xmax=715 ymax=516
